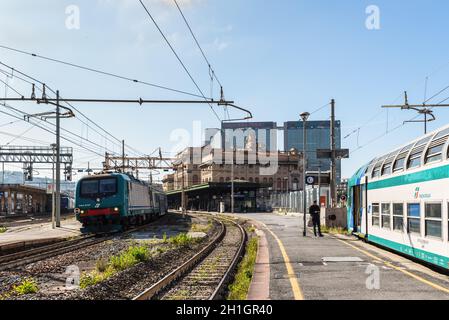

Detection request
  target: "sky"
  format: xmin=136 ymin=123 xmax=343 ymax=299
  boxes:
xmin=1 ymin=0 xmax=449 ymax=181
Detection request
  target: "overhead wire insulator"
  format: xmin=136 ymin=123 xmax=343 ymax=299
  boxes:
xmin=31 ymin=83 xmax=36 ymax=99
xmin=42 ymin=83 xmax=47 ymax=100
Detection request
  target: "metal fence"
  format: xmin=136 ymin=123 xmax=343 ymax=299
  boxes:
xmin=269 ymin=187 xmax=331 ymax=213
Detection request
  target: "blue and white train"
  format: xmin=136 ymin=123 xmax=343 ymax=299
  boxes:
xmin=348 ymin=124 xmax=449 ymax=269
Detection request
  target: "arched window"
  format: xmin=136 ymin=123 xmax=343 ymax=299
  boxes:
xmin=255 ymin=178 xmax=259 ymax=184
xmin=277 ymin=178 xmax=282 ymax=190
xmin=219 ymin=177 xmax=224 ymax=183
xmin=193 ymin=175 xmax=199 ymax=185
xmin=293 ymin=178 xmax=299 ymax=190
xmin=249 ymin=177 xmax=253 ymax=183
xmin=226 ymin=177 xmax=231 ymax=182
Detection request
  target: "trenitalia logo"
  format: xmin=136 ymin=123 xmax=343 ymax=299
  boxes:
xmin=414 ymin=187 xmax=420 ymax=199
xmin=414 ymin=187 xmax=431 ymax=199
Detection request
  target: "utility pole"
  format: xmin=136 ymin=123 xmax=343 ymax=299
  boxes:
xmin=318 ymin=166 xmax=322 ymax=206
xmin=181 ymin=163 xmax=186 ymax=218
xmin=330 ymin=99 xmax=337 ymax=208
xmin=122 ymin=140 xmax=125 ymax=173
xmin=55 ymin=91 xmax=61 ymax=228
xmin=300 ymin=112 xmax=310 ymax=237
xmin=51 ymin=143 xmax=56 ymax=229
xmin=231 ymin=148 xmax=235 ymax=214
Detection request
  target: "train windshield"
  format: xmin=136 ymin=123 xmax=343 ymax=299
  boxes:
xmin=80 ymin=178 xmax=117 ymax=198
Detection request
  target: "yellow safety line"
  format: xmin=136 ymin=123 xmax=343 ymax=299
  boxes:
xmin=262 ymin=223 xmax=304 ymax=300
xmin=336 ymin=237 xmax=449 ymax=295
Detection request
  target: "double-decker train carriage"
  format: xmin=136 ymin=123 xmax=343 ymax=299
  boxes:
xmin=348 ymin=124 xmax=449 ymax=269
xmin=75 ymin=173 xmax=167 ymax=233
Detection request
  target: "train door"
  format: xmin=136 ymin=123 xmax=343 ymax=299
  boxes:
xmin=352 ymin=185 xmax=362 ymax=233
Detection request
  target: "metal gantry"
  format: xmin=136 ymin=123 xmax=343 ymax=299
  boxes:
xmin=103 ymin=153 xmax=174 ymax=172
xmin=0 ymin=146 xmax=73 ymax=164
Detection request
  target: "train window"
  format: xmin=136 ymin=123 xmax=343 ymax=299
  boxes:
xmin=80 ymin=178 xmax=117 ymax=198
xmin=372 ymin=166 xmax=381 ymax=178
xmin=425 ymin=144 xmax=444 ymax=164
xmin=425 ymin=203 xmax=442 ymax=238
xmin=372 ymin=203 xmax=380 ymax=226
xmin=99 ymin=179 xmax=117 ymax=193
xmin=80 ymin=180 xmax=98 ymax=195
xmin=393 ymin=157 xmax=406 ymax=172
xmin=381 ymin=162 xmax=392 ymax=176
xmin=407 ymin=152 xmax=422 ymax=169
xmin=393 ymin=203 xmax=404 ymax=231
xmin=381 ymin=204 xmax=391 ymax=229
xmin=407 ymin=203 xmax=421 ymax=235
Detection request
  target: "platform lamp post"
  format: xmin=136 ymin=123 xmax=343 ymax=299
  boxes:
xmin=300 ymin=112 xmax=310 ymax=237
xmin=51 ymin=143 xmax=56 ymax=229
xmin=289 ymin=147 xmax=299 ymax=212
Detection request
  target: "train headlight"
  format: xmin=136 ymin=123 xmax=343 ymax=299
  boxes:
xmin=80 ymin=210 xmax=85 ymax=214
xmin=114 ymin=207 xmax=119 ymax=212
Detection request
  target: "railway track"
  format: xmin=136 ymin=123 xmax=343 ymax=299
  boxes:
xmin=0 ymin=223 xmax=157 ymax=272
xmin=133 ymin=215 xmax=246 ymax=301
xmin=0 ymin=235 xmax=106 ymax=272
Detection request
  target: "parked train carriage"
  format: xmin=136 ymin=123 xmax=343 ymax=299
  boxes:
xmin=75 ymin=173 xmax=167 ymax=233
xmin=348 ymin=124 xmax=449 ymax=270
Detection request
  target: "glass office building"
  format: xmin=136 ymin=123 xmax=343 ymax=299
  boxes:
xmin=283 ymin=121 xmax=342 ymax=182
xmin=221 ymin=122 xmax=278 ymax=151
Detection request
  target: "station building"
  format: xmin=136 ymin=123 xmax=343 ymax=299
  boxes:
xmin=0 ymin=184 xmax=49 ymax=216
xmin=162 ymin=146 xmax=303 ymax=213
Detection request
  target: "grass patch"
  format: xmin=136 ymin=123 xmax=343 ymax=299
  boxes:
xmin=190 ymin=221 xmax=212 ymax=233
xmin=0 ymin=226 xmax=7 ymax=233
xmin=110 ymin=245 xmax=149 ymax=271
xmin=320 ymin=225 xmax=351 ymax=235
xmin=13 ymin=278 xmax=38 ymax=295
xmin=80 ymin=245 xmax=150 ymax=289
xmin=247 ymin=225 xmax=256 ymax=233
xmin=167 ymin=233 xmax=196 ymax=247
xmin=227 ymin=237 xmax=258 ymax=300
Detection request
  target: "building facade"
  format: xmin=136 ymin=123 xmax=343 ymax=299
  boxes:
xmin=163 ymin=148 xmax=304 ymax=193
xmin=283 ymin=120 xmax=342 ymax=182
xmin=163 ymin=147 xmax=304 ymax=212
xmin=206 ymin=122 xmax=278 ymax=151
xmin=204 ymin=120 xmax=342 ymax=183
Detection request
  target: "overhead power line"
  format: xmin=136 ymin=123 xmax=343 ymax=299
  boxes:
xmin=138 ymin=0 xmax=222 ymax=122
xmin=0 ymin=61 xmax=145 ymax=157
xmin=0 ymin=104 xmax=104 ymax=157
xmin=172 ymin=0 xmax=223 ymax=88
xmin=0 ymin=44 xmax=208 ymax=99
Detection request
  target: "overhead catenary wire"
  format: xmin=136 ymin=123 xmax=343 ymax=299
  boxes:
xmin=0 ymin=105 xmax=105 ymax=157
xmin=310 ymin=102 xmax=331 ymax=116
xmin=0 ymin=44 xmax=208 ymax=99
xmin=0 ymin=61 xmax=145 ymax=157
xmin=172 ymin=0 xmax=223 ymax=88
xmin=138 ymin=0 xmax=222 ymax=122
xmin=0 ymin=102 xmax=114 ymax=157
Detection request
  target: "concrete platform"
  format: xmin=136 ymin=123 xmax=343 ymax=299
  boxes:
xmin=231 ymin=212 xmax=449 ymax=300
xmin=0 ymin=216 xmax=82 ymax=253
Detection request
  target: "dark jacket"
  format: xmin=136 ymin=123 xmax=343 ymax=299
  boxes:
xmin=309 ymin=204 xmax=321 ymax=216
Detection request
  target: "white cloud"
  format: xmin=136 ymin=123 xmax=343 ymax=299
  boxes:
xmin=213 ymin=38 xmax=230 ymax=51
